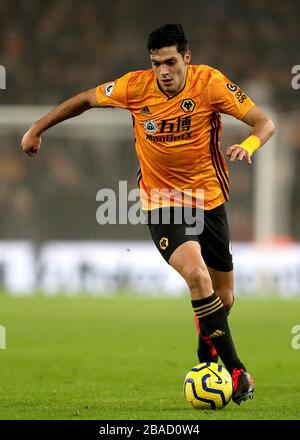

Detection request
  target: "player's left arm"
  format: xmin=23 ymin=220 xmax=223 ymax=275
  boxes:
xmin=227 ymin=105 xmax=276 ymax=164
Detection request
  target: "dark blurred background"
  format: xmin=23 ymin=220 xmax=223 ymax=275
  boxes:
xmin=0 ymin=0 xmax=300 ymax=242
xmin=1 ymin=0 xmax=299 ymax=110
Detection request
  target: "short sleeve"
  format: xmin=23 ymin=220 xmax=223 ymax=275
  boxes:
xmin=95 ymin=72 xmax=132 ymax=109
xmin=207 ymin=69 xmax=255 ymax=119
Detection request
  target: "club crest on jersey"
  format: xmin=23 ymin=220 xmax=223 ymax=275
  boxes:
xmin=144 ymin=120 xmax=158 ymax=134
xmin=105 ymin=82 xmax=115 ymax=96
xmin=180 ymin=98 xmax=195 ymax=113
xmin=226 ymin=83 xmax=237 ymax=92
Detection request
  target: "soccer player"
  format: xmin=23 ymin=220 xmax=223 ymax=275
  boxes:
xmin=21 ymin=23 xmax=275 ymax=404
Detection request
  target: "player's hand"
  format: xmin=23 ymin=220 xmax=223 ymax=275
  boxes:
xmin=226 ymin=145 xmax=252 ymax=165
xmin=21 ymin=128 xmax=41 ymax=157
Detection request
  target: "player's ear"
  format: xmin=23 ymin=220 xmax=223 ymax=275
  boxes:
xmin=184 ymin=50 xmax=191 ymax=64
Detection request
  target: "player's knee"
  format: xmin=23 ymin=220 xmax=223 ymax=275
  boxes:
xmin=184 ymin=266 xmax=212 ymax=295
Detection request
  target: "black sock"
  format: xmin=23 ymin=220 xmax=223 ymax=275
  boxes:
xmin=192 ymin=292 xmax=245 ymax=374
xmin=197 ymin=301 xmax=231 ymax=362
xmin=196 ymin=318 xmax=218 ymax=363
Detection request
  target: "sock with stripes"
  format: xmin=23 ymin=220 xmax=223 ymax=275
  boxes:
xmin=195 ymin=316 xmax=218 ymax=363
xmin=192 ymin=292 xmax=245 ymax=374
xmin=196 ymin=304 xmax=232 ymax=363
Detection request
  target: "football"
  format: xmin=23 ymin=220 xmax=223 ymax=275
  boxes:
xmin=184 ymin=362 xmax=233 ymax=409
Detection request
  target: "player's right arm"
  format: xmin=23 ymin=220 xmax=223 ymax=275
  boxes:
xmin=21 ymin=88 xmax=99 ymax=157
xmin=21 ymin=71 xmax=132 ymax=157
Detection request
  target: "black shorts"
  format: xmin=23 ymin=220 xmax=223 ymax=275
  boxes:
xmin=146 ymin=204 xmax=233 ymax=272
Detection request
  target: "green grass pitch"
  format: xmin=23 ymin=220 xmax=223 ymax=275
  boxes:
xmin=0 ymin=294 xmax=299 ymax=420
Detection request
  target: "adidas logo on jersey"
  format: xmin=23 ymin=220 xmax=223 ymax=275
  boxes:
xmin=140 ymin=106 xmax=151 ymax=115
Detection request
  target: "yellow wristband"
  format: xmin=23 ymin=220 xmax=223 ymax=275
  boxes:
xmin=240 ymin=135 xmax=261 ymax=156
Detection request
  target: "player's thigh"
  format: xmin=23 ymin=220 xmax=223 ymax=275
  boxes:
xmin=147 ymin=208 xmax=212 ymax=296
xmin=200 ymin=204 xmax=233 ymax=272
xmin=169 ymin=241 xmax=212 ymax=297
xmin=207 ymin=266 xmax=234 ymax=312
xmin=146 ymin=207 xmax=199 ymax=263
xmin=169 ymin=240 xmax=208 ymax=277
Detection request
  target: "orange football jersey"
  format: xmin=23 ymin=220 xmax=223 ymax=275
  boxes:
xmin=95 ymin=65 xmax=254 ymax=210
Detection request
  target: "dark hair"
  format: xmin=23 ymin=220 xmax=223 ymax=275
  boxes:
xmin=147 ymin=23 xmax=189 ymax=55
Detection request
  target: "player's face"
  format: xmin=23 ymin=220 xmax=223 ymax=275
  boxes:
xmin=150 ymin=46 xmax=191 ymax=97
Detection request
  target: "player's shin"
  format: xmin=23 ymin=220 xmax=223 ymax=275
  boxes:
xmin=191 ymin=292 xmax=245 ymax=374
xmin=194 ymin=316 xmax=218 ymax=363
